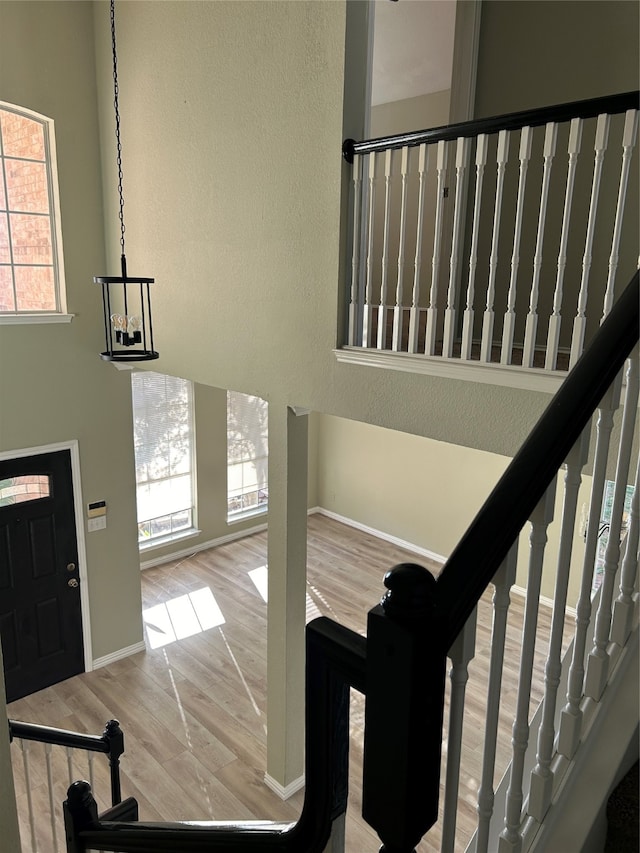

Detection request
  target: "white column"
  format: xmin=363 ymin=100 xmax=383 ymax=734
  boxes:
xmin=528 ymin=433 xmax=589 ymax=822
xmin=481 ymin=130 xmax=509 ymax=362
xmin=602 ymin=109 xmax=639 ymax=320
xmin=408 ymin=143 xmax=429 ymax=353
xmin=423 ymin=140 xmax=448 ymax=355
xmin=523 ymin=122 xmax=558 ymax=368
xmin=443 ymin=136 xmax=471 ymax=357
xmin=585 ymin=356 xmax=639 ymax=699
xmin=348 ymin=153 xmax=363 ymax=346
xmin=266 ymin=404 xmax=308 ymax=794
xmin=501 ymin=127 xmax=532 ymax=365
xmin=557 ymin=375 xmax=622 ymax=758
xmin=392 ymin=147 xmax=410 ymax=351
xmin=499 ymin=482 xmax=556 ymax=853
xmin=476 ymin=546 xmax=518 ymax=853
xmin=363 ymin=153 xmax=378 ymax=348
xmin=570 ymin=113 xmax=610 ymax=367
xmin=377 ymin=149 xmax=393 ymax=350
xmin=441 ymin=606 xmax=477 ymax=853
xmin=545 ymin=118 xmax=583 ymax=370
xmin=461 ymin=133 xmax=488 ymax=360
xmin=611 ymin=452 xmax=640 ymax=645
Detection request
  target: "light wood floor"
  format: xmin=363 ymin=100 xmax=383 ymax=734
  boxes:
xmin=8 ymin=513 xmax=570 ymax=852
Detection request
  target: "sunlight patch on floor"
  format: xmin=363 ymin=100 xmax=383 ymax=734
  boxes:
xmin=143 ymin=587 xmax=225 ymax=649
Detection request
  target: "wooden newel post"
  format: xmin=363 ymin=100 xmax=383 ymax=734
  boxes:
xmin=63 ymin=780 xmax=99 ymax=853
xmin=363 ymin=563 xmax=446 ymax=853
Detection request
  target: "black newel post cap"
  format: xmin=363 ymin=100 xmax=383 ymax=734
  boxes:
xmin=381 ymin=562 xmax=437 ymax=621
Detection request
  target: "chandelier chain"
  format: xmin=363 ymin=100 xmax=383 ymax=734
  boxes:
xmin=110 ymin=0 xmax=126 ymax=257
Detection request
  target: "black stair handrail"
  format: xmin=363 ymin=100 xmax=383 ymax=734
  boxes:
xmin=343 ymin=89 xmax=639 ymax=162
xmin=9 ymin=718 xmax=124 ymax=806
xmin=63 ymin=273 xmax=638 ymax=853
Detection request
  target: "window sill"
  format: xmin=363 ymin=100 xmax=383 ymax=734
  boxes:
xmin=138 ymin=527 xmax=201 ymax=553
xmin=227 ymin=506 xmax=268 ymax=525
xmin=0 ymin=313 xmax=75 ymax=325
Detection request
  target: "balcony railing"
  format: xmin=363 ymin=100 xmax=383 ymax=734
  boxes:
xmin=342 ymin=92 xmax=638 ymax=381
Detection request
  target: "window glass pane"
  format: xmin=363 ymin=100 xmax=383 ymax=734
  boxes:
xmin=5 ymin=160 xmax=49 ymax=214
xmin=10 ymin=213 xmax=53 ymax=265
xmin=132 ymin=371 xmax=195 ymax=543
xmin=0 ymin=214 xmax=10 ymax=263
xmin=0 ymin=104 xmax=64 ymax=316
xmin=0 ymin=475 xmax=50 ymax=506
xmin=227 ymin=391 xmax=268 ymax=517
xmin=14 ymin=266 xmax=55 ymax=311
xmin=0 ymin=266 xmax=14 ymax=311
xmin=0 ymin=111 xmax=45 ymax=159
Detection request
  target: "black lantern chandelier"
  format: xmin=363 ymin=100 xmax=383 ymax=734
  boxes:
xmin=94 ymin=0 xmax=158 ymax=362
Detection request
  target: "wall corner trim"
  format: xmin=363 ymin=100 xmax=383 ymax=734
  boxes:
xmin=263 ymin=772 xmax=305 ymax=801
xmin=92 ymin=641 xmax=146 ymax=671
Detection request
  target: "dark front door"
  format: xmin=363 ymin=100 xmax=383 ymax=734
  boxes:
xmin=0 ymin=450 xmax=84 ymax=703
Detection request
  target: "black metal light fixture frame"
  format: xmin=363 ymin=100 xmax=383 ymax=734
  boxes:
xmin=94 ymin=0 xmax=158 ymax=363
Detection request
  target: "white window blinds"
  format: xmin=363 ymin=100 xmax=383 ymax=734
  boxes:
xmin=227 ymin=391 xmax=268 ymax=517
xmin=132 ymin=371 xmax=195 ymax=543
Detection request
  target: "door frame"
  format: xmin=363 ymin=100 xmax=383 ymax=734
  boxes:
xmin=0 ymin=440 xmax=93 ymax=673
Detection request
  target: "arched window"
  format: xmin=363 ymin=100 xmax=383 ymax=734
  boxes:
xmin=0 ymin=103 xmax=67 ymax=319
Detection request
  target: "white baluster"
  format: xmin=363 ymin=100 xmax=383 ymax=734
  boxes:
xmin=558 ymin=375 xmax=622 ymax=758
xmin=501 ymin=127 xmax=533 ymax=365
xmin=461 ymin=133 xmax=488 ymax=361
xmin=88 ymin=751 xmax=96 ymax=798
xmin=569 ymin=113 xmax=611 ymax=367
xmin=611 ymin=451 xmax=640 ymax=645
xmin=585 ymin=356 xmax=639 ymax=699
xmin=392 ymin=147 xmax=410 ymax=351
xmin=602 ymin=109 xmax=639 ymax=320
xmin=481 ymin=130 xmax=510 ymax=362
xmin=476 ymin=545 xmax=518 ymax=853
xmin=443 ymin=136 xmax=471 ymax=358
xmin=523 ymin=122 xmax=558 ymax=368
xmin=363 ymin=152 xmax=377 ymax=347
xmin=408 ymin=143 xmax=429 ymax=353
xmin=528 ymin=432 xmax=589 ymax=822
xmin=377 ymin=149 xmax=393 ymax=350
xmin=348 ymin=153 xmax=363 ymax=346
xmin=20 ymin=739 xmax=38 ymax=853
xmin=45 ymin=742 xmax=59 ymax=853
xmin=441 ymin=606 xmax=477 ymax=853
xmin=499 ymin=482 xmax=556 ymax=853
xmin=423 ymin=140 xmax=448 ymax=355
xmin=545 ymin=118 xmax=583 ymax=370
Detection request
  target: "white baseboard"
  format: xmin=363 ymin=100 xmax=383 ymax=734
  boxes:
xmin=92 ymin=641 xmax=146 ymax=670
xmin=511 ymin=584 xmax=577 ymax=617
xmin=263 ymin=772 xmax=305 ymax=800
xmin=310 ymin=507 xmax=447 ymax=566
xmin=140 ymin=521 xmax=269 ymax=570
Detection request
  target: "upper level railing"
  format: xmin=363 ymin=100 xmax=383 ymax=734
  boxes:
xmin=341 ymin=92 xmax=638 ymax=380
xmin=62 ymin=272 xmax=639 ymax=853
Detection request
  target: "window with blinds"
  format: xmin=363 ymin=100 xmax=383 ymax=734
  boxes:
xmin=227 ymin=391 xmax=268 ymax=519
xmin=131 ymin=371 xmax=195 ymax=545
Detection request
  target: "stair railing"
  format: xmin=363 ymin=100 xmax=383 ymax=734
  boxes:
xmin=8 ymin=718 xmax=124 ymax=853
xmin=62 ymin=272 xmax=638 ymax=851
xmin=341 ymin=92 xmax=638 ymax=377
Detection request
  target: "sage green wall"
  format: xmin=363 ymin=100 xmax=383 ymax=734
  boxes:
xmin=92 ymin=0 xmax=553 ymax=461
xmin=315 ymin=414 xmax=593 ymax=606
xmin=0 ymin=1 xmax=143 ymax=661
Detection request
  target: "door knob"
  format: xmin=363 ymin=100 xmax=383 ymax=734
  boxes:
xmin=67 ymin=563 xmax=76 ymax=572
xmin=68 ymin=578 xmax=79 ymax=588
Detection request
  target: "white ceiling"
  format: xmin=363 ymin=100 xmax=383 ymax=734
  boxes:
xmin=371 ymin=0 xmax=457 ymax=107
